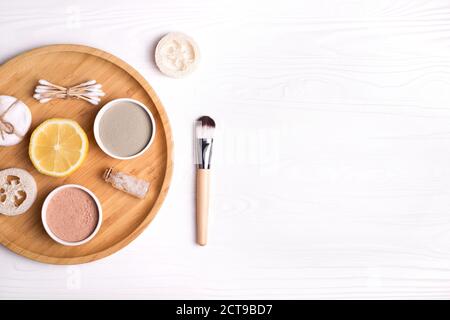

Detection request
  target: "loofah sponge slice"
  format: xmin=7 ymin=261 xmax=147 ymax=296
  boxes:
xmin=155 ymin=32 xmax=200 ymax=78
xmin=0 ymin=168 xmax=37 ymax=216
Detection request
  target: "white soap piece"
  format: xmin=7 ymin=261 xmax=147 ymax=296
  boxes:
xmin=155 ymin=32 xmax=200 ymax=78
xmin=0 ymin=168 xmax=37 ymax=216
xmin=0 ymin=96 xmax=32 ymax=146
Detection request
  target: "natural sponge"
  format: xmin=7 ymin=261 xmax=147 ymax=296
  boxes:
xmin=0 ymin=168 xmax=37 ymax=216
xmin=155 ymin=32 xmax=200 ymax=78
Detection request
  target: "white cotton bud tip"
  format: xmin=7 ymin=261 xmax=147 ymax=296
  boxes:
xmin=86 ymin=91 xmax=105 ymax=97
xmin=89 ymin=84 xmax=102 ymax=89
xmin=76 ymin=80 xmax=96 ymax=87
xmin=39 ymin=98 xmax=52 ymax=103
xmin=33 ymin=94 xmax=41 ymax=100
xmin=35 ymin=88 xmax=51 ymax=93
xmin=39 ymin=79 xmax=52 ymax=86
xmin=36 ymin=85 xmax=58 ymax=91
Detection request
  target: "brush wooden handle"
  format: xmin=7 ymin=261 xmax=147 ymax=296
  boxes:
xmin=196 ymin=169 xmax=210 ymax=246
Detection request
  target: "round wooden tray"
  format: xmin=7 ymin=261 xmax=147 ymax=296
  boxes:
xmin=0 ymin=44 xmax=173 ymax=264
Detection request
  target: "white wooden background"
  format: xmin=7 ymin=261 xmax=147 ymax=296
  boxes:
xmin=1 ymin=0 xmax=450 ymax=299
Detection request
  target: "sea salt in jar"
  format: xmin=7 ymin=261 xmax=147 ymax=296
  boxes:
xmin=103 ymin=168 xmax=150 ymax=199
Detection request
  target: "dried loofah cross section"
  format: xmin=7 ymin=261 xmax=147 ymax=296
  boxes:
xmin=0 ymin=168 xmax=37 ymax=216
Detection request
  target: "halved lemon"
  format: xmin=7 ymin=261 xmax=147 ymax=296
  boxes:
xmin=29 ymin=118 xmax=89 ymax=177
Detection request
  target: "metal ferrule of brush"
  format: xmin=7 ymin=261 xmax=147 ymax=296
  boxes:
xmin=196 ymin=138 xmax=214 ymax=169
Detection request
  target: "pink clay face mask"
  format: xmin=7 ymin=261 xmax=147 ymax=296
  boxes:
xmin=46 ymin=187 xmax=99 ymax=242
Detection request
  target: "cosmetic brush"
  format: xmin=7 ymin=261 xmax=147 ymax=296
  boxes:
xmin=195 ymin=116 xmax=216 ymax=246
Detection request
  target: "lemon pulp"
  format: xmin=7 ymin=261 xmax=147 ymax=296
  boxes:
xmin=29 ymin=119 xmax=89 ymax=177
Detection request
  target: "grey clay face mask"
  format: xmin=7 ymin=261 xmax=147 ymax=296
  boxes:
xmin=99 ymin=101 xmax=153 ymax=158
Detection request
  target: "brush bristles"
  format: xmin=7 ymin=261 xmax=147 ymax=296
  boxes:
xmin=196 ymin=116 xmax=216 ymax=139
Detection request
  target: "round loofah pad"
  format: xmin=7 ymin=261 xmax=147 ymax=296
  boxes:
xmin=0 ymin=168 xmax=37 ymax=216
xmin=155 ymin=32 xmax=200 ymax=78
